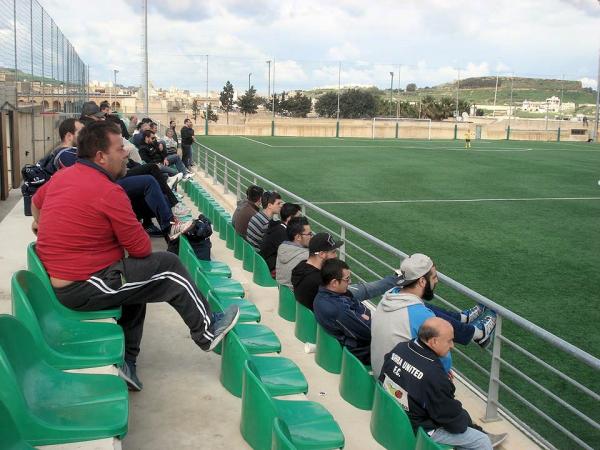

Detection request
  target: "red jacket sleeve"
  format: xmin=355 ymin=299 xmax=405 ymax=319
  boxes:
xmin=100 ymin=185 xmax=152 ymax=258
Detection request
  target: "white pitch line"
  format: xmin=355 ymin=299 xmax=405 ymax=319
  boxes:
xmin=312 ymin=197 xmax=600 ymax=205
xmin=239 ymin=136 xmax=272 ymax=147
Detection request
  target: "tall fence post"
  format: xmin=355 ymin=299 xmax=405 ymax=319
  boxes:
xmin=483 ymin=315 xmax=503 ymax=422
xmin=224 ymin=160 xmax=229 ymax=194
xmin=506 ymin=125 xmax=511 ymax=140
xmin=339 ymin=226 xmax=346 ymax=261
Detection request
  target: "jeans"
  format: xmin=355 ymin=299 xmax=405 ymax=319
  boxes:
xmin=182 ymin=144 xmax=192 ymax=168
xmin=431 ymin=427 xmax=492 ymax=450
xmin=165 ymin=154 xmax=188 ymax=175
xmin=348 ymin=274 xmax=399 ymax=303
xmin=117 ymin=175 xmax=173 ymax=231
xmin=126 ymin=163 xmax=178 ymax=207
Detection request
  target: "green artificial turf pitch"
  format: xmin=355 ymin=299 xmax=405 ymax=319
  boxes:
xmin=195 ymin=135 xmax=600 ymax=448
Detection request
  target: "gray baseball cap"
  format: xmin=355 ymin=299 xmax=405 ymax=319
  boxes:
xmin=397 ymin=253 xmax=433 ymax=286
xmin=81 ymin=101 xmax=105 ymax=118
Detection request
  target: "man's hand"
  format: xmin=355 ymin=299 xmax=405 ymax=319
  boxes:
xmin=163 ymin=159 xmax=169 ymax=166
xmin=31 ymin=220 xmax=38 ymax=236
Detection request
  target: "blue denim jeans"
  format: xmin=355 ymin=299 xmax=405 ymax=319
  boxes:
xmin=165 ymin=154 xmax=188 ymax=175
xmin=348 ymin=275 xmax=399 ymax=302
xmin=431 ymin=427 xmax=492 ymax=450
xmin=118 ymin=175 xmax=173 ymax=231
xmin=182 ymin=144 xmax=193 ymax=168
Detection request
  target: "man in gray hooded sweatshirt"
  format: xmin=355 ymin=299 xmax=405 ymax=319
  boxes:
xmin=275 ymin=217 xmax=311 ymax=288
xmin=370 ymin=253 xmax=498 ymax=378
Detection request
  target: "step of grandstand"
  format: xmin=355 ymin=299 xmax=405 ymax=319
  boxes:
xmin=0 ymin=171 xmax=542 ymax=449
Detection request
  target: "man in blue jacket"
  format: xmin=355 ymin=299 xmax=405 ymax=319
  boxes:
xmin=313 ymin=258 xmax=398 ymax=364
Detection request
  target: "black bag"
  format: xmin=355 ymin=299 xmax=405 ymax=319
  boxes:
xmin=21 ymin=164 xmax=50 ymax=188
xmin=186 ymin=214 xmax=213 ymax=241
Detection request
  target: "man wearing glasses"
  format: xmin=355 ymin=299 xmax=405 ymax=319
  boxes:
xmin=313 ymin=257 xmax=400 ymax=365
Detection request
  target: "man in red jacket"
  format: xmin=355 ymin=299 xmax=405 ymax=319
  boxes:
xmin=31 ymin=121 xmax=239 ymax=391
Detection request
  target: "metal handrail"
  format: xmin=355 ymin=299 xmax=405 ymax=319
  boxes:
xmin=193 ymin=141 xmax=599 ymax=449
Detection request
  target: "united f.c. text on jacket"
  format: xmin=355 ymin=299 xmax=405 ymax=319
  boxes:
xmin=276 ymin=242 xmax=309 ymax=288
xmin=370 ymin=288 xmax=452 ymax=378
xmin=313 ymin=286 xmax=372 ymax=364
xmin=379 ymin=339 xmax=472 ymax=434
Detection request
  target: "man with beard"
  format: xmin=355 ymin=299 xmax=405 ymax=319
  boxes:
xmin=370 ymin=253 xmax=497 ymax=378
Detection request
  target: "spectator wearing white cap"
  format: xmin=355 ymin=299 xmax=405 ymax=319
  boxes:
xmin=370 ymin=253 xmax=497 ymax=379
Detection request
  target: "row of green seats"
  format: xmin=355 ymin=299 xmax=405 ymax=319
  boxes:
xmin=184 ymin=179 xmax=346 ymax=450
xmin=0 ymin=266 xmax=128 ymax=446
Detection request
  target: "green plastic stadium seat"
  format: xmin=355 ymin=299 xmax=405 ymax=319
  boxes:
xmin=225 ymin=223 xmax=236 ymax=250
xmin=272 ymin=418 xmax=296 ymax=450
xmin=253 ymin=253 xmax=278 ymax=287
xmin=220 ymin=331 xmax=307 ymax=397
xmin=0 ymin=315 xmax=128 ymax=446
xmin=315 ymin=323 xmax=343 ymax=374
xmin=339 ymin=347 xmax=375 ymax=410
xmin=179 ymin=236 xmax=232 ymax=278
xmin=194 ymin=269 xmax=245 ymax=298
xmin=234 ymin=232 xmax=245 ymax=260
xmin=294 ymin=302 xmax=317 ymax=344
xmin=370 ymin=382 xmax=416 ymax=450
xmin=27 ymin=243 xmax=121 ymax=320
xmin=234 ymin=323 xmax=282 ymax=355
xmin=240 ymin=360 xmax=345 ymax=450
xmin=243 ymin=239 xmax=256 ymax=272
xmin=416 ymin=427 xmax=454 ymax=450
xmin=278 ymin=285 xmax=297 ymax=322
xmin=11 ymin=271 xmax=124 ymax=370
xmin=207 ymin=291 xmax=261 ymax=323
xmin=0 ymin=400 xmax=35 ymax=450
xmin=219 ymin=214 xmax=229 ymax=240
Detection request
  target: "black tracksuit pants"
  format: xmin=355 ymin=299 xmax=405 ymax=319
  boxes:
xmin=53 ymin=252 xmax=214 ymax=362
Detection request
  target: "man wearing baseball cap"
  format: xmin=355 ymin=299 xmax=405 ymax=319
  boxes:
xmin=79 ymin=101 xmax=106 ymax=127
xmin=370 ymin=253 xmax=497 ymax=378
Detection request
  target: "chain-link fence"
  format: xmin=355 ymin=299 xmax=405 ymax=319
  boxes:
xmin=0 ymin=0 xmax=88 ymax=193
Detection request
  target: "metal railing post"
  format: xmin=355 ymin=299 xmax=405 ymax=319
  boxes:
xmin=483 ymin=315 xmax=503 ymax=422
xmin=224 ymin=160 xmax=229 ymax=194
xmin=213 ymin=155 xmax=218 ymax=185
xmin=339 ymin=226 xmax=346 ymax=261
xmin=204 ymin=151 xmax=209 ymax=177
xmin=236 ymin=168 xmax=241 ymax=200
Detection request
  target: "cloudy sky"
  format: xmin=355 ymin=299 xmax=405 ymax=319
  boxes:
xmin=42 ymin=0 xmax=600 ymax=94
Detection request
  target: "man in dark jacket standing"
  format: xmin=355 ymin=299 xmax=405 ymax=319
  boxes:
xmin=379 ymin=317 xmax=506 ymax=449
xmin=180 ymin=118 xmax=195 ymax=169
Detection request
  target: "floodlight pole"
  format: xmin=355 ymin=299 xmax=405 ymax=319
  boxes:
xmin=396 ymin=65 xmax=401 ymax=119
xmin=594 ymin=48 xmax=600 ymax=143
xmin=266 ymin=60 xmax=271 ymax=99
xmin=113 ymin=69 xmax=118 ymax=110
xmin=336 ymin=61 xmax=341 ymax=138
xmin=389 ymin=71 xmax=394 ymax=117
xmin=248 ymin=73 xmax=252 ymax=91
xmin=271 ymin=59 xmax=275 ymax=136
xmin=455 ymin=68 xmax=460 ymax=119
xmin=143 ymin=0 xmax=149 ymax=116
xmin=507 ymin=73 xmax=514 ymax=140
xmin=205 ymin=55 xmax=209 ymax=136
xmin=492 ymin=73 xmax=499 ymax=117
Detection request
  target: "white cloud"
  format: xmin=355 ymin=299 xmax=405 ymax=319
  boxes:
xmin=580 ymin=77 xmax=597 ymax=89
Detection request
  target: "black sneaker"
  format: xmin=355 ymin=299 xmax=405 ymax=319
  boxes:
xmin=144 ymin=224 xmax=164 ymax=237
xmin=118 ymin=360 xmax=143 ymax=391
xmin=203 ymin=306 xmax=240 ymax=352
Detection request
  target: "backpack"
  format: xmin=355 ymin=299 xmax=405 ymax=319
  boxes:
xmin=186 ymin=214 xmax=213 ymax=242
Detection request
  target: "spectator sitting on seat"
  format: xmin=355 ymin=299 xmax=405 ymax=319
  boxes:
xmin=379 ymin=318 xmax=506 ymax=450
xmin=79 ymin=101 xmax=105 ymax=127
xmin=259 ymin=202 xmax=302 ymax=272
xmin=131 ymin=120 xmax=151 ymax=148
xmin=246 ymin=191 xmax=283 ymax=249
xmin=52 ymin=120 xmax=193 ymax=242
xmin=31 ymin=120 xmax=240 ymax=392
xmin=138 ymin=130 xmax=180 ymax=176
xmin=163 ymin=128 xmax=179 ymax=155
xmin=232 ymin=185 xmax=264 ymax=238
xmin=127 ymin=115 xmax=138 ymax=136
xmin=99 ymin=101 xmax=129 ymax=139
xmin=275 ymin=216 xmax=312 ymax=288
xmin=370 ymin=253 xmax=497 ymax=378
xmin=314 ymin=258 xmax=398 ymax=365
xmin=169 ymin=119 xmax=179 ymax=147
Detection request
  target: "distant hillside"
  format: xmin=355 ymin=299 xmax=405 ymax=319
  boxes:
xmin=306 ymin=77 xmax=597 ymax=106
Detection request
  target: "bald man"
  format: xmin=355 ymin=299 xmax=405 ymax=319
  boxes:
xmin=378 ymin=318 xmax=506 ymax=449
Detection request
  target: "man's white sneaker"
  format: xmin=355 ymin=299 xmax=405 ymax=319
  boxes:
xmin=166 ymin=173 xmax=183 ymax=190
xmin=474 ymin=311 xmax=497 ymax=349
xmin=168 ymin=219 xmax=194 ymax=241
xmin=172 ymin=203 xmax=192 ymax=218
xmin=183 ymin=173 xmax=194 ymax=180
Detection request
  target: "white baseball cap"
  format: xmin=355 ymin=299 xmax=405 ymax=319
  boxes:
xmin=396 ymin=253 xmax=434 ymax=286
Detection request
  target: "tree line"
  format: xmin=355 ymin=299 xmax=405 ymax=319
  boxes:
xmin=196 ymin=82 xmax=472 ymax=123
